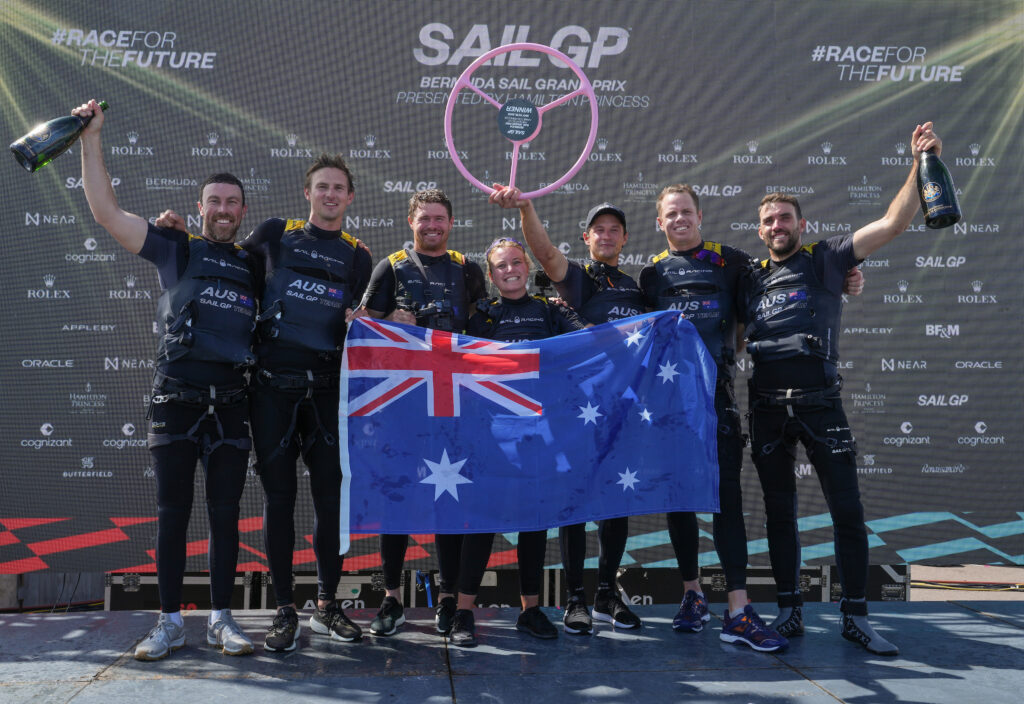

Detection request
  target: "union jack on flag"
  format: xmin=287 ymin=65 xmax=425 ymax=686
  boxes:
xmin=344 ymin=317 xmax=542 ymax=417
xmin=339 ymin=312 xmax=719 ymax=551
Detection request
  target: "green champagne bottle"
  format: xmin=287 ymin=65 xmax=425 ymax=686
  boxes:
xmin=917 ymin=148 xmax=962 ymax=229
xmin=10 ymin=101 xmax=109 ymax=173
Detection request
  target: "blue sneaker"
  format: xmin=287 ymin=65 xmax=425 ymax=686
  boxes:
xmin=673 ymin=590 xmax=710 ymax=632
xmin=720 ymin=605 xmax=788 ymax=652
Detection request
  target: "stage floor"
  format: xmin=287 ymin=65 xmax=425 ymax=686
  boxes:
xmin=2 ymin=601 xmax=1022 ymax=703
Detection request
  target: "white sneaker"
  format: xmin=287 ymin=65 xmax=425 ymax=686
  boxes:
xmin=134 ymin=613 xmax=186 ymax=661
xmin=207 ymin=609 xmax=254 ymax=655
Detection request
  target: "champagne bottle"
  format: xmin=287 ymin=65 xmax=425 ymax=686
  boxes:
xmin=10 ymin=101 xmax=109 ymax=173
xmin=917 ymin=148 xmax=962 ymax=229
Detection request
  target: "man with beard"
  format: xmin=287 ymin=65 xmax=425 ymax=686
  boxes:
xmin=158 ymin=154 xmax=372 ymax=652
xmin=490 ymin=186 xmax=644 ymax=635
xmin=77 ymin=99 xmax=257 ymax=660
xmin=349 ymin=188 xmax=487 ymax=641
xmin=743 ymin=122 xmax=941 ymax=657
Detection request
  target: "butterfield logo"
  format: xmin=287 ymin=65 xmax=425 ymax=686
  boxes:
xmin=925 ymin=323 xmax=959 ymax=339
xmin=21 ymin=423 xmax=73 ymax=449
xmin=883 ymin=421 xmax=929 ymax=447
xmin=28 ymin=275 xmax=71 ymax=299
xmin=857 ymin=453 xmax=892 ymax=475
xmin=271 ymin=133 xmax=313 ymax=158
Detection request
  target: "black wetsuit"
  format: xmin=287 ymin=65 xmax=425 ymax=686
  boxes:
xmin=639 ymin=241 xmax=751 ymax=593
xmin=361 ymin=248 xmax=487 ymax=593
xmin=141 ymin=225 xmax=257 ymax=613
xmin=743 ymin=236 xmax=866 ymax=609
xmin=552 ymin=259 xmax=644 ymax=598
xmin=244 ymin=218 xmax=371 ymax=606
xmin=435 ymin=294 xmax=587 ymax=598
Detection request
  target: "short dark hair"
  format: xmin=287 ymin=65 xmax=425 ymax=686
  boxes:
xmin=408 ymin=188 xmax=453 ymax=219
xmin=199 ymin=173 xmax=245 ymax=205
xmin=759 ymin=192 xmax=802 ymax=220
xmin=656 ymin=183 xmax=700 ymax=215
xmin=304 ymin=153 xmax=355 ymax=192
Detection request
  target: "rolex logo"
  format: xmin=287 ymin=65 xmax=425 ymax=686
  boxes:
xmin=365 ymin=134 xmax=376 ymax=147
xmin=44 ymin=274 xmax=56 ymax=288
xmin=125 ymin=274 xmax=136 ymax=288
xmin=521 ymin=140 xmax=529 ymax=149
xmin=207 ymin=132 xmax=219 ymax=145
xmin=672 ymin=139 xmax=684 ymax=152
xmin=897 ymin=280 xmax=909 ymax=293
xmin=747 ymin=140 xmax=759 ymax=154
xmin=895 ymin=142 xmax=907 ymax=155
xmin=127 ymin=131 xmax=139 ymax=145
xmin=969 ymin=143 xmax=980 ymax=156
xmin=597 ymin=138 xmax=608 ymax=151
xmin=286 ymin=134 xmax=298 ymax=147
xmin=821 ymin=141 xmax=833 ymax=155
xmin=971 ymin=280 xmax=983 ymax=293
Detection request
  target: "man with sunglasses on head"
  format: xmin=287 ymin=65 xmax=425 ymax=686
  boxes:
xmin=349 ymin=188 xmax=487 ymax=641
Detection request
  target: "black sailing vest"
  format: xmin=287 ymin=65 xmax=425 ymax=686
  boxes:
xmin=578 ymin=261 xmax=644 ymax=324
xmin=650 ymin=242 xmax=737 ymax=371
xmin=389 ymin=248 xmax=469 ymax=332
xmin=157 ymin=235 xmax=256 ymax=367
xmin=744 ymin=244 xmax=844 ymax=366
xmin=257 ymin=220 xmax=359 ymax=353
xmin=475 ymin=295 xmax=558 ymax=342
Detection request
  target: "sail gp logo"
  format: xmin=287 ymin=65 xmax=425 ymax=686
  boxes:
xmin=345 ymin=318 xmax=541 ymax=417
xmin=412 ymin=23 xmax=629 ymax=68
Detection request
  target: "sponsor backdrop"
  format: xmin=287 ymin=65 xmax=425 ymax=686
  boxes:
xmin=2 ymin=1 xmax=1021 ymax=575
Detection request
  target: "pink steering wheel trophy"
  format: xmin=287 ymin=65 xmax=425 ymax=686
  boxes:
xmin=443 ymin=42 xmax=599 ymax=199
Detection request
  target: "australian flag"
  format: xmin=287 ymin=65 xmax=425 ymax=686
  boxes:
xmin=339 ymin=311 xmax=718 ymax=550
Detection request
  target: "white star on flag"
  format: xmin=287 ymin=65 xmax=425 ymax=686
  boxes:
xmin=577 ymin=401 xmax=603 ymax=425
xmin=639 ymin=408 xmax=653 ymax=423
xmin=625 ymin=326 xmax=645 ymax=347
xmin=420 ymin=449 xmax=472 ymax=501
xmin=617 ymin=467 xmax=639 ymax=491
xmin=657 ymin=361 xmax=679 ymax=383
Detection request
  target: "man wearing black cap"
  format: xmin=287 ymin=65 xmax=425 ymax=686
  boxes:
xmin=489 ymin=186 xmax=644 ymax=635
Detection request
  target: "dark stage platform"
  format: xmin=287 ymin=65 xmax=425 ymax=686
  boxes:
xmin=1 ymin=601 xmax=1022 ymax=703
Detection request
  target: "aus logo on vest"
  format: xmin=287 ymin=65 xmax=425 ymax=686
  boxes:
xmin=199 ymin=285 xmax=254 ymax=311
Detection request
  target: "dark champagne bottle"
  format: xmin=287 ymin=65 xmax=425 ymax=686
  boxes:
xmin=10 ymin=101 xmax=109 ymax=173
xmin=917 ymin=148 xmax=961 ymax=229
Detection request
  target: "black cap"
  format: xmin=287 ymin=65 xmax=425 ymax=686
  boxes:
xmin=584 ymin=202 xmax=626 ymax=230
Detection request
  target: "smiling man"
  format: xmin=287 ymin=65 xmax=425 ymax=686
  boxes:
xmin=76 ymin=99 xmax=257 ymax=661
xmin=351 ymin=188 xmax=487 ymax=641
xmin=744 ymin=122 xmax=942 ymax=657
